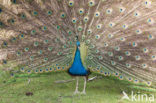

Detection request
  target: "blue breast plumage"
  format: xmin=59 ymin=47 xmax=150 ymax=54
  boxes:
xmin=68 ymin=41 xmax=89 ymax=76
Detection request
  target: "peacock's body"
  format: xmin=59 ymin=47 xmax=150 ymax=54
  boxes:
xmin=0 ymin=0 xmax=156 ymax=94
xmin=68 ymin=41 xmax=90 ymax=76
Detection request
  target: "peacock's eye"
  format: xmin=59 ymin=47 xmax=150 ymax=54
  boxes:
xmin=60 ymin=12 xmax=66 ymax=18
xmin=96 ymin=24 xmax=102 ymax=29
xmin=125 ymin=51 xmax=131 ymax=56
xmin=88 ymin=0 xmax=95 ymax=7
xmin=152 ymin=55 xmax=156 ymax=60
xmin=44 ymin=57 xmax=48 ymax=61
xmin=120 ymin=37 xmax=125 ymax=41
xmin=98 ymin=56 xmax=103 ymax=60
xmin=0 ymin=21 xmax=4 ymax=28
xmin=34 ymin=41 xmax=39 ymax=46
xmin=148 ymin=34 xmax=153 ymax=39
xmin=134 ymin=79 xmax=139 ymax=83
xmin=49 ymin=68 xmax=52 ymax=71
xmin=132 ymin=42 xmax=137 ymax=47
xmin=24 ymin=47 xmax=29 ymax=52
xmin=135 ymin=29 xmax=142 ymax=34
xmin=108 ymin=34 xmax=113 ymax=38
xmin=38 ymin=50 xmax=42 ymax=55
xmin=57 ymin=25 xmax=60 ymax=30
xmin=144 ymin=0 xmax=151 ymax=7
xmin=68 ymin=0 xmax=74 ymax=6
xmin=146 ymin=81 xmax=152 ymax=86
xmin=40 ymin=69 xmax=43 ymax=72
xmin=109 ymin=22 xmax=115 ymax=28
xmin=72 ymin=18 xmax=77 ymax=23
xmin=114 ymin=46 xmax=120 ymax=51
xmin=83 ymin=16 xmax=89 ymax=23
xmin=0 ymin=22 xmax=3 ymax=25
xmin=134 ymin=11 xmax=140 ymax=17
xmin=8 ymin=19 xmax=15 ymax=24
xmin=135 ymin=13 xmax=138 ymax=16
xmin=126 ymin=63 xmax=131 ymax=68
xmin=118 ymin=56 xmax=124 ymax=61
xmin=11 ymin=37 xmax=16 ymax=42
xmin=42 ymin=26 xmax=47 ymax=31
xmin=120 ymin=9 xmax=123 ymax=12
xmin=47 ymin=11 xmax=52 ymax=15
xmin=119 ymin=7 xmax=125 ymax=13
xmin=44 ymin=40 xmax=48 ymax=43
xmin=30 ymin=56 xmax=34 ymax=60
xmin=35 ymin=69 xmax=38 ymax=73
xmin=33 ymin=11 xmax=38 ymax=16
xmin=20 ymin=13 xmax=26 ymax=19
xmin=115 ymin=72 xmax=119 ymax=76
xmin=0 ymin=8 xmax=2 ymax=13
xmin=122 ymin=24 xmax=128 ymax=29
xmin=95 ymin=35 xmax=100 ymax=39
xmin=147 ymin=18 xmax=154 ymax=24
xmin=31 ymin=30 xmax=36 ymax=35
xmin=143 ymin=48 xmax=148 ymax=53
xmin=79 ymin=8 xmax=84 ymax=15
xmin=128 ymin=78 xmax=132 ymax=81
xmin=135 ymin=55 xmax=141 ymax=60
xmin=3 ymin=60 xmax=7 ymax=64
xmin=95 ymin=49 xmax=99 ymax=53
xmin=78 ymin=26 xmax=83 ymax=31
xmin=57 ymin=52 xmax=62 ymax=56
xmin=11 ymin=0 xmax=17 ymax=4
xmin=142 ymin=63 xmax=148 ymax=68
xmin=106 ymin=8 xmax=112 ymax=14
xmin=94 ymin=11 xmax=100 ymax=17
xmin=86 ymin=39 xmax=90 ymax=44
xmin=16 ymin=51 xmax=21 ymax=56
xmin=20 ymin=67 xmax=24 ymax=71
xmin=91 ymin=44 xmax=95 ymax=48
xmin=63 ymin=44 xmax=67 ymax=48
xmin=48 ymin=47 xmax=53 ymax=51
xmin=3 ymin=41 xmax=8 ymax=47
xmin=46 ymin=68 xmax=49 ymax=71
xmin=104 ymin=43 xmax=108 ymax=47
xmin=89 ymin=56 xmax=93 ymax=60
xmin=87 ymin=29 xmax=92 ymax=34
xmin=119 ymin=76 xmax=123 ymax=80
xmin=68 ymin=30 xmax=72 ymax=35
xmin=111 ymin=61 xmax=116 ymax=66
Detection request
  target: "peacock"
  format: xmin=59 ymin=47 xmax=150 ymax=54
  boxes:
xmin=0 ymin=0 xmax=156 ymax=95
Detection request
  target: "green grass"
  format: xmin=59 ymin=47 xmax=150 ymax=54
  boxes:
xmin=0 ymin=71 xmax=156 ymax=103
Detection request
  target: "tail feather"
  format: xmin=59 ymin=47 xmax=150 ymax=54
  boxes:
xmin=0 ymin=0 xmax=156 ymax=87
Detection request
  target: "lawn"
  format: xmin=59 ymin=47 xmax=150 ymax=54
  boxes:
xmin=0 ymin=70 xmax=156 ymax=103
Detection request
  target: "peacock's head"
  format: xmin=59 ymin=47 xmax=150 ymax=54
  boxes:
xmin=76 ymin=41 xmax=80 ymax=47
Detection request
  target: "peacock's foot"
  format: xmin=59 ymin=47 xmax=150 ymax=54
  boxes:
xmin=80 ymin=91 xmax=86 ymax=95
xmin=73 ymin=90 xmax=80 ymax=95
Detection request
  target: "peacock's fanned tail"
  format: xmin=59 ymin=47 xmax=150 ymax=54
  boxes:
xmin=0 ymin=0 xmax=156 ymax=87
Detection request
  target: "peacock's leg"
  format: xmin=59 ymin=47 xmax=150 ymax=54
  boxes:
xmin=81 ymin=77 xmax=86 ymax=94
xmin=28 ymin=78 xmax=31 ymax=84
xmin=74 ymin=77 xmax=80 ymax=95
